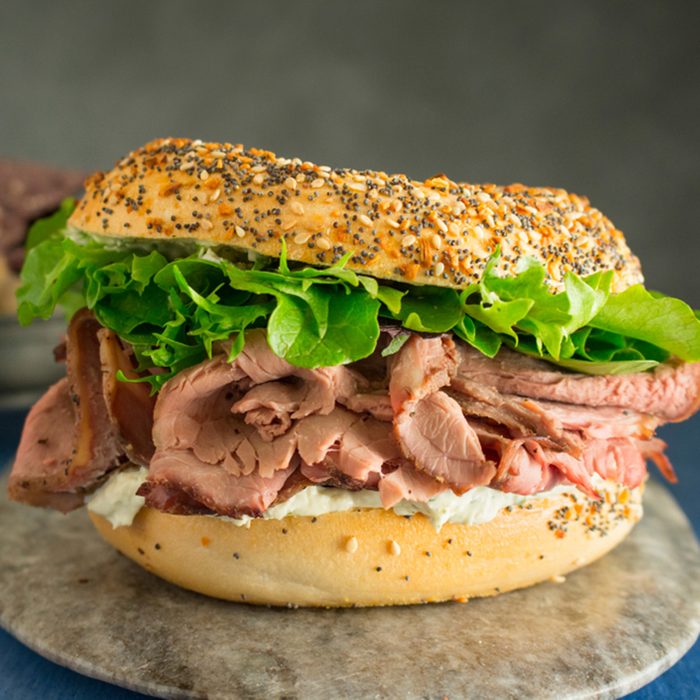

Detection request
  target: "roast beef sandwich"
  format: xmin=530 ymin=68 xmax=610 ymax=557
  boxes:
xmin=9 ymin=138 xmax=700 ymax=606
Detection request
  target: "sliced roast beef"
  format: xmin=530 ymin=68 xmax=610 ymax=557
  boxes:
xmin=8 ymin=379 xmax=85 ymax=511
xmin=395 ymin=391 xmax=492 ymax=493
xmin=147 ymin=334 xmax=451 ymax=515
xmin=234 ymin=330 xmax=365 ymax=413
xmin=152 ymin=354 xmax=298 ymax=480
xmin=270 ymin=469 xmax=314 ymax=506
xmin=64 ymin=310 xmax=123 ymax=482
xmin=340 ymin=392 xmax=393 ymax=422
xmin=378 ymin=463 xmax=446 ymax=508
xmin=388 ymin=334 xmax=459 ymax=412
xmin=232 ymin=380 xmax=307 ymax=441
xmin=390 ymin=335 xmax=494 ymax=492
xmin=491 ymin=439 xmax=569 ymax=495
xmin=9 ymin=311 xmax=125 ymax=510
xmin=446 ymin=378 xmax=579 ymax=454
xmin=457 ymin=344 xmax=700 ymax=422
xmin=11 ymin=321 xmax=694 ymax=519
xmin=98 ymin=328 xmax=155 ymax=464
xmin=296 ymin=409 xmax=402 ymax=483
xmin=526 ymin=400 xmax=659 ymax=441
xmin=139 ymin=452 xmax=297 ymax=518
xmin=147 ymin=335 xmax=379 ymax=515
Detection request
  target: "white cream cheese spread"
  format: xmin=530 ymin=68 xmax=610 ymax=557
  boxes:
xmin=87 ymin=468 xmax=604 ymax=531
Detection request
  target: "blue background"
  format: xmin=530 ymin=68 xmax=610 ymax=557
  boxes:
xmin=1 ymin=407 xmax=698 ymax=699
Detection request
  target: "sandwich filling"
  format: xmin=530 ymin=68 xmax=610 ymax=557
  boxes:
xmin=8 ymin=200 xmax=700 ymax=523
xmin=9 ymin=306 xmax=697 ymax=522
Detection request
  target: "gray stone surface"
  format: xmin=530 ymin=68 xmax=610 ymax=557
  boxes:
xmin=1 ymin=476 xmax=699 ymax=700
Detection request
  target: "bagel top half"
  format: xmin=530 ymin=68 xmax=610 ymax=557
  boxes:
xmin=69 ymin=138 xmax=642 ymax=292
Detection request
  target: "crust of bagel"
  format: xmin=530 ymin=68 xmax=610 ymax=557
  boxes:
xmin=69 ymin=138 xmax=642 ymax=292
xmin=88 ymin=483 xmax=642 ymax=607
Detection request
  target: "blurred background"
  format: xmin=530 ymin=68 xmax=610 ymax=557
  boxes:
xmin=1 ymin=0 xmax=699 ymax=301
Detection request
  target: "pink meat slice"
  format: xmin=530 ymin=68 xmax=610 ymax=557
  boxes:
xmin=378 ymin=464 xmax=447 ymax=508
xmin=389 ymin=335 xmax=494 ymax=492
xmin=9 ymin=311 xmax=126 ymax=511
xmin=139 ymin=451 xmax=297 ymax=518
xmin=457 ymin=343 xmax=700 ymax=422
xmin=7 ymin=379 xmax=85 ymax=512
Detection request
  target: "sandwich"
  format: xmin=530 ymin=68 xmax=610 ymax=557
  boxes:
xmin=8 ymin=138 xmax=700 ymax=607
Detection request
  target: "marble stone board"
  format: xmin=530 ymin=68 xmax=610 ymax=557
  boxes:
xmin=1 ymin=475 xmax=699 ymax=699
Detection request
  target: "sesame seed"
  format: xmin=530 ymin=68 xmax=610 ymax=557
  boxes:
xmin=550 ymin=574 xmax=566 ymax=584
xmin=345 ymin=536 xmax=358 ymax=553
xmin=294 ymin=232 xmax=310 ymax=244
xmin=81 ymin=138 xmax=638 ymax=293
xmin=317 ymin=236 xmax=331 ymax=250
xmin=388 ymin=540 xmax=401 ymax=556
xmin=290 ymin=201 xmax=305 ymax=215
xmin=235 ymin=225 xmax=246 ymax=238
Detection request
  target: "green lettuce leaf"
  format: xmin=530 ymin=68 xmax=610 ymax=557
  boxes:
xmin=25 ymin=197 xmax=76 ymax=250
xmin=16 ymin=203 xmax=700 ymax=389
xmin=394 ymin=286 xmax=463 ymax=333
xmin=590 ymin=284 xmax=700 ymax=362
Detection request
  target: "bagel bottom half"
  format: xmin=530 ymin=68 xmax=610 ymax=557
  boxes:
xmin=88 ymin=482 xmax=643 ymax=607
